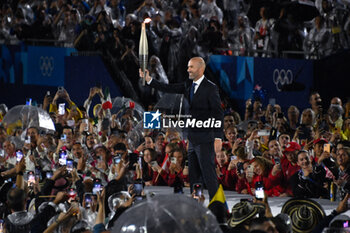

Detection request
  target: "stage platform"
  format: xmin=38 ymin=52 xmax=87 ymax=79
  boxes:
xmin=144 ymin=186 xmax=349 ymax=216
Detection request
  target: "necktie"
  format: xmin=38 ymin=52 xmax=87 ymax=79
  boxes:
xmin=189 ymin=82 xmax=197 ymax=102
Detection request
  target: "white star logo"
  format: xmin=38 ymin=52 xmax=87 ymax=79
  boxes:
xmin=150 ymin=110 xmax=161 ymax=122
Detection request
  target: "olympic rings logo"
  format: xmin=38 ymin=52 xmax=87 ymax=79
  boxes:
xmin=39 ymin=56 xmax=54 ymax=77
xmin=273 ymin=69 xmax=293 ymax=92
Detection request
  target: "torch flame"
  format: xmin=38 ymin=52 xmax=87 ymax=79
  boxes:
xmin=143 ymin=18 xmax=152 ymax=24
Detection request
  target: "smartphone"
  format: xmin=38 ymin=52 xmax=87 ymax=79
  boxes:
xmin=66 ymin=159 xmax=74 ymax=171
xmin=257 ymin=130 xmax=270 ymax=137
xmin=46 ymin=171 xmax=53 ymax=179
xmin=68 ymin=188 xmax=77 ymax=202
xmin=25 ymin=136 xmax=31 ymax=144
xmin=171 ymin=157 xmax=177 ymax=164
xmin=85 ymin=193 xmax=93 ymax=208
xmin=46 ymin=91 xmax=50 ymax=96
xmin=35 ymin=167 xmax=42 ymax=181
xmin=237 ymin=162 xmax=244 ymax=174
xmin=231 ymin=155 xmax=237 ymax=161
xmin=193 ymin=183 xmax=203 ymax=198
xmin=58 ymin=103 xmax=65 ymax=115
xmin=185 ymin=160 xmax=188 ymax=167
xmin=299 ymin=125 xmax=311 ymax=140
xmin=27 ymin=171 xmax=35 ymax=187
xmin=0 ymin=149 xmax=4 ymax=157
xmin=150 ymin=161 xmax=158 ymax=167
xmin=255 ymin=181 xmax=264 ymax=200
xmin=274 ymin=157 xmax=281 ymax=165
xmin=134 ymin=183 xmax=143 ymax=201
xmin=247 ymin=164 xmax=254 ymax=177
xmin=324 ymin=143 xmax=331 ymax=153
xmin=59 ymin=150 xmax=67 ymax=166
xmin=92 ymin=179 xmax=102 ymax=195
xmin=344 ymin=220 xmax=349 ymax=228
xmin=83 ymin=119 xmax=89 ymax=132
xmin=60 ymin=134 xmax=67 ymax=142
xmin=16 ymin=150 xmax=23 ymax=162
xmin=114 ymin=156 xmax=121 ymax=164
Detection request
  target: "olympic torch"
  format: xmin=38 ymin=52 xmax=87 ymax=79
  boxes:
xmin=139 ymin=18 xmax=151 ymax=86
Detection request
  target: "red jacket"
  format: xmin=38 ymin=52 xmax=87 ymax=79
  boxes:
xmin=236 ymin=170 xmax=284 ymax=197
xmin=281 ymin=156 xmax=300 ymax=195
xmin=160 ymin=168 xmax=189 ymax=187
xmin=217 ymin=163 xmax=238 ymax=191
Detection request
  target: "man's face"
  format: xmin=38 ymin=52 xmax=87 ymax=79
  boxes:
xmin=187 ymin=59 xmax=203 ymax=80
xmin=310 ymin=93 xmax=321 ymax=107
xmin=63 ymin=128 xmax=73 ymax=143
xmin=3 ymin=141 xmax=15 ymax=155
xmin=268 ymin=140 xmax=281 ymax=156
xmin=314 ymin=143 xmax=324 ymax=156
xmin=288 ymin=106 xmax=299 ymax=123
xmin=278 ymin=134 xmax=290 ymax=149
xmin=72 ymin=144 xmax=83 ymax=159
xmin=224 ymin=115 xmax=235 ymax=129
xmin=301 ymin=110 xmax=313 ymax=125
xmin=331 ymin=97 xmax=342 ymax=106
xmin=27 ymin=128 xmax=39 ymax=143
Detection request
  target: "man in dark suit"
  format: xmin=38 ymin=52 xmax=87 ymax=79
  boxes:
xmin=139 ymin=57 xmax=223 ymax=199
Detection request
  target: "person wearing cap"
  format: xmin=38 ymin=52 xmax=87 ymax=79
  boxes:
xmin=290 ymin=150 xmax=328 ymax=198
xmin=281 ymin=142 xmax=301 ymax=196
xmin=313 ymin=138 xmax=337 ymax=178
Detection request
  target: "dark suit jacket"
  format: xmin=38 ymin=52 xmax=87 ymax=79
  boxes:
xmin=149 ymin=77 xmax=223 ymax=144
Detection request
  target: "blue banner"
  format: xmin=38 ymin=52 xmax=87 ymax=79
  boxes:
xmin=254 ymin=57 xmax=313 ymax=111
xmin=26 ymin=46 xmax=75 ymax=86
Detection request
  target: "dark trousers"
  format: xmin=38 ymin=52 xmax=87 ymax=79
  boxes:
xmin=188 ymin=141 xmax=218 ymax=200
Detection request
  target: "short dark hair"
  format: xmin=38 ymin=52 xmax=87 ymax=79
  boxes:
xmin=63 ymin=126 xmax=74 ymax=134
xmin=7 ymin=188 xmax=26 ymax=211
xmin=114 ymin=143 xmax=127 ymax=152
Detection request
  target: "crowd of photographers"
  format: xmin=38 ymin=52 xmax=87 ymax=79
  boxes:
xmin=0 ymin=87 xmax=350 ymax=232
xmin=2 ymin=0 xmax=350 ymax=106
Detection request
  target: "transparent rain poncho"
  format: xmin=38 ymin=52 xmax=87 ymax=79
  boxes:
xmin=111 ymin=194 xmax=223 ymax=233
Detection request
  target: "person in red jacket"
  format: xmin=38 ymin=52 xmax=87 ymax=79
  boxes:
xmin=281 ymin=141 xmax=301 ymax=195
xmin=138 ymin=148 xmax=166 ymax=186
xmin=159 ymin=148 xmax=189 ymax=187
xmin=238 ymin=157 xmax=285 ymax=196
xmin=215 ymin=149 xmax=238 ymax=190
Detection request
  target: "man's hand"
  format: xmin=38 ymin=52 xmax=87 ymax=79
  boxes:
xmin=271 ymin=164 xmax=281 ymax=176
xmin=16 ymin=158 xmax=26 ymax=174
xmin=52 ymin=166 xmax=67 ymax=181
xmin=139 ymin=69 xmax=152 ymax=83
xmin=214 ymin=139 xmax=222 ymax=154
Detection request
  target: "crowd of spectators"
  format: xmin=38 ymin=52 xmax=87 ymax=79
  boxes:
xmin=0 ymin=85 xmax=350 ymax=232
xmin=1 ymin=0 xmax=350 ymax=100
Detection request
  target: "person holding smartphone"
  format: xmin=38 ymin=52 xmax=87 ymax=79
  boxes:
xmin=290 ymin=150 xmax=329 ymax=198
xmin=158 ymin=148 xmax=189 ymax=187
xmin=137 ymin=148 xmax=166 ymax=186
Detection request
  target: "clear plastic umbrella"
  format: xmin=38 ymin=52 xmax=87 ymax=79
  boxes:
xmin=127 ymin=121 xmax=145 ymax=151
xmin=2 ymin=105 xmax=55 ymax=134
xmin=111 ymin=194 xmax=223 ymax=233
xmin=111 ymin=97 xmax=145 ymax=130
